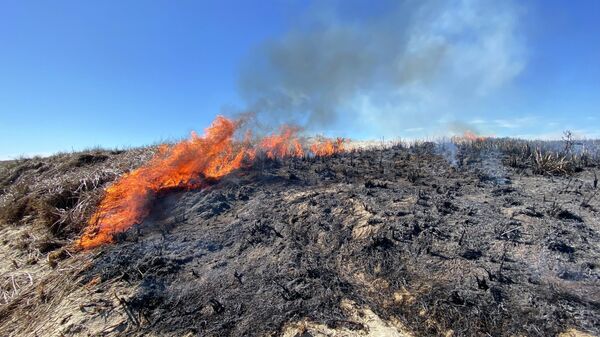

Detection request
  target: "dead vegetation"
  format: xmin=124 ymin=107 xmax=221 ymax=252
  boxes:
xmin=0 ymin=148 xmax=155 ymax=320
xmin=455 ymin=137 xmax=599 ymax=176
xmin=0 ymin=138 xmax=598 ymax=336
xmin=0 ymin=148 xmax=155 ymax=241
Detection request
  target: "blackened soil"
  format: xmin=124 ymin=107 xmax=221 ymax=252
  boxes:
xmin=78 ymin=144 xmax=600 ymax=337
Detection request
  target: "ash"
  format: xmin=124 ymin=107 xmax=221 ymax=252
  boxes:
xmin=1 ymin=140 xmax=599 ymax=336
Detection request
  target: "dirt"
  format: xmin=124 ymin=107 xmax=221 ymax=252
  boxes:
xmin=0 ymin=142 xmax=599 ymax=336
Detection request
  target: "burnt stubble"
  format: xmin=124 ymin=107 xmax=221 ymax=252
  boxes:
xmin=1 ymin=139 xmax=599 ymax=336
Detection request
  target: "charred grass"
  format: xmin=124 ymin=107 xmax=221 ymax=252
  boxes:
xmin=0 ymin=138 xmax=599 ymax=336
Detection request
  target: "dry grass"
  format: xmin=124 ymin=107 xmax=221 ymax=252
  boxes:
xmin=0 ymin=148 xmax=155 ymax=252
xmin=532 ymin=148 xmax=572 ymax=175
xmin=0 ymin=148 xmax=155 ymax=336
xmin=0 ymin=138 xmax=598 ymax=336
xmin=456 ymin=137 xmax=599 ymax=176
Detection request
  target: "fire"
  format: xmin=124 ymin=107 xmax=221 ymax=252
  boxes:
xmin=310 ymin=137 xmax=345 ymax=156
xmin=78 ymin=116 xmax=254 ymax=249
xmin=455 ymin=130 xmax=491 ymax=142
xmin=77 ymin=116 xmax=346 ymax=249
xmin=260 ymin=126 xmax=305 ymax=159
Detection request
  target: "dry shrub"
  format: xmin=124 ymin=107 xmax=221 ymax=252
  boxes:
xmin=455 ymin=137 xmax=599 ymax=176
xmin=532 ymin=148 xmax=572 ymax=175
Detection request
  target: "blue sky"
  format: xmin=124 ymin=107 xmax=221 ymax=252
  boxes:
xmin=0 ymin=0 xmax=598 ymax=158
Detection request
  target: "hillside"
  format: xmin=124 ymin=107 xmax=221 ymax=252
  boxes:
xmin=0 ymin=140 xmax=599 ymax=336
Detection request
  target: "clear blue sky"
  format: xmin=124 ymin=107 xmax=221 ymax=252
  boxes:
xmin=0 ymin=0 xmax=598 ymax=158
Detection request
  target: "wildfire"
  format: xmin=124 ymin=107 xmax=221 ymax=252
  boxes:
xmin=260 ymin=126 xmax=305 ymax=159
xmin=455 ymin=130 xmax=491 ymax=142
xmin=77 ymin=116 xmax=346 ymax=249
xmin=310 ymin=137 xmax=345 ymax=157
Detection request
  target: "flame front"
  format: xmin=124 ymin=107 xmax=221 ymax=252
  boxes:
xmin=77 ymin=116 xmax=345 ymax=249
xmin=260 ymin=126 xmax=305 ymax=159
xmin=454 ymin=130 xmax=492 ymax=142
xmin=310 ymin=137 xmax=345 ymax=156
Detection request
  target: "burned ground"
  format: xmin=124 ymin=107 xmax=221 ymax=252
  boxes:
xmin=0 ymin=140 xmax=599 ymax=336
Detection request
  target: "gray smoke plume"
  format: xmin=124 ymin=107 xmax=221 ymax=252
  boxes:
xmin=238 ymin=0 xmax=525 ymax=138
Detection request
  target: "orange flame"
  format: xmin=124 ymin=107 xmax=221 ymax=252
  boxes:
xmin=310 ymin=137 xmax=345 ymax=156
xmin=77 ymin=116 xmax=346 ymax=249
xmin=260 ymin=126 xmax=305 ymax=159
xmin=454 ymin=130 xmax=492 ymax=142
xmin=78 ymin=116 xmax=254 ymax=249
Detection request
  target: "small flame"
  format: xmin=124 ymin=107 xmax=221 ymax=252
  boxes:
xmin=260 ymin=126 xmax=305 ymax=159
xmin=454 ymin=130 xmax=492 ymax=142
xmin=310 ymin=137 xmax=345 ymax=156
xmin=77 ymin=116 xmax=346 ymax=249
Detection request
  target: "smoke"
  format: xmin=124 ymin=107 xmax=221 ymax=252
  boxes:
xmin=238 ymin=0 xmax=525 ymax=138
